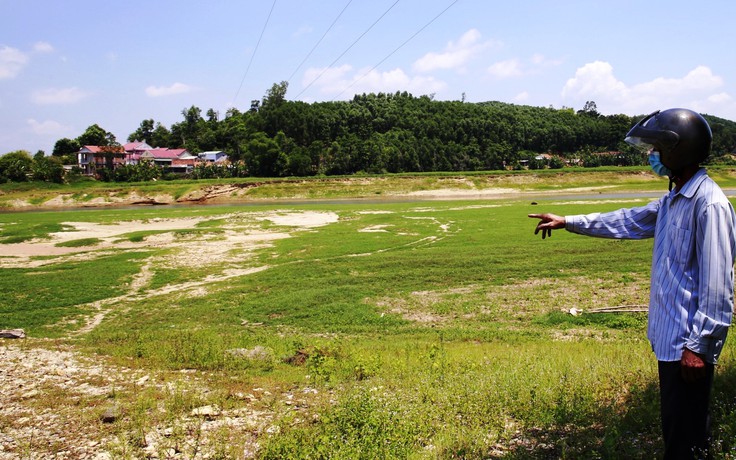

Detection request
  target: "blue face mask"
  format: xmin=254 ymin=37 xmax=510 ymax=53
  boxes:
xmin=648 ymin=151 xmax=672 ymax=177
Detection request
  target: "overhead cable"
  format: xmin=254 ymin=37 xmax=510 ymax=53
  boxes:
xmin=287 ymin=0 xmax=354 ymax=85
xmin=333 ymin=0 xmax=460 ymax=101
xmin=294 ymin=0 xmax=401 ymax=100
xmin=232 ymin=0 xmax=278 ymax=107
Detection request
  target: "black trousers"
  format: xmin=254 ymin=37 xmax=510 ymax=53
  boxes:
xmin=658 ymin=360 xmax=715 ymax=460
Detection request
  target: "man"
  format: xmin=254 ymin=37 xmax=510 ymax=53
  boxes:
xmin=529 ymin=108 xmax=736 ymax=459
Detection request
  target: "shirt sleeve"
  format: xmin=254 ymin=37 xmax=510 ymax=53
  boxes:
xmin=686 ymin=201 xmax=736 ymax=358
xmin=564 ymin=200 xmax=659 ymax=240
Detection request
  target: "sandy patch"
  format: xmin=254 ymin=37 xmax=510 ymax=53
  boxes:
xmin=405 ymin=187 xmax=518 ymax=197
xmin=0 ymin=211 xmax=340 ymax=268
xmin=359 ymin=225 xmax=392 ymax=233
xmin=548 ymin=199 xmax=648 ymax=206
xmin=255 ymin=211 xmax=339 ymax=228
xmin=49 ymin=217 xmax=208 ymax=242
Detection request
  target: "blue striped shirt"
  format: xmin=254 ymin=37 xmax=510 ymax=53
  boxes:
xmin=565 ymin=168 xmax=736 ymax=363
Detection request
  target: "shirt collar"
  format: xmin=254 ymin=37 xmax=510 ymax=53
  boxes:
xmin=673 ymin=167 xmax=708 ymax=199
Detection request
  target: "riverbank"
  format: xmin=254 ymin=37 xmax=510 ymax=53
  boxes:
xmin=0 ymin=169 xmax=684 ymax=211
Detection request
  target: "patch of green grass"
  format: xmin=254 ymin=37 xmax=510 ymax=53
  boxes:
xmin=0 ymin=251 xmax=150 ymax=336
xmin=0 ymin=220 xmax=73 ymax=243
xmin=55 ymin=237 xmax=102 ymax=247
xmin=535 ymin=310 xmax=648 ymax=330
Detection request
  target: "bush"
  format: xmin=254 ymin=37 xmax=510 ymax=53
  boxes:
xmin=0 ymin=150 xmax=33 ymax=182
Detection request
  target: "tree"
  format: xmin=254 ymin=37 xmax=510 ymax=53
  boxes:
xmin=578 ymin=101 xmax=600 ymax=117
xmin=0 ymin=150 xmax=33 ymax=182
xmin=262 ymin=81 xmax=288 ymax=110
xmin=128 ymin=119 xmax=155 ymax=143
xmin=206 ymin=108 xmax=219 ymax=124
xmin=77 ymin=124 xmax=116 ymax=146
xmin=244 ymin=132 xmax=286 ymax=177
xmin=52 ymin=138 xmax=81 ymax=158
xmin=170 ymin=105 xmax=206 ymax=150
xmin=32 ymin=154 xmax=65 ymax=183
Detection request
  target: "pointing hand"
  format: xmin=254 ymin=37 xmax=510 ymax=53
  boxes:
xmin=528 ymin=213 xmax=566 ymax=239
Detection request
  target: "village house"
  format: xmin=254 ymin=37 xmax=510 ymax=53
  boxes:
xmin=78 ymin=142 xmax=228 ymax=176
xmin=139 ymin=148 xmax=190 ymax=170
xmin=78 ymin=145 xmax=126 ymax=175
xmin=121 ymin=141 xmax=154 ymax=165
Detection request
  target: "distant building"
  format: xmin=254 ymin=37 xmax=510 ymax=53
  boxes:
xmin=198 ymin=151 xmax=228 ymax=163
xmin=78 ymin=144 xmax=232 ymax=176
xmin=78 ymin=145 xmax=126 ymax=175
xmin=122 ymin=141 xmax=154 ymax=165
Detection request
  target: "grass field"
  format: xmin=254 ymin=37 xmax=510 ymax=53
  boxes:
xmin=2 ymin=171 xmax=736 ymax=458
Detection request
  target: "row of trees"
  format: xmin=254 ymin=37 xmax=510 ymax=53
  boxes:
xmin=0 ymin=150 xmax=65 ymax=183
xmin=123 ymin=86 xmax=655 ymax=177
xmin=14 ymin=82 xmax=736 ymax=183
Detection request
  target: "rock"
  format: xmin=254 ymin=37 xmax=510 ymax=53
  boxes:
xmin=0 ymin=329 xmax=26 ymax=339
xmin=100 ymin=405 xmax=120 ymax=423
xmin=191 ymin=405 xmax=220 ymax=418
xmin=226 ymin=346 xmax=274 ymax=362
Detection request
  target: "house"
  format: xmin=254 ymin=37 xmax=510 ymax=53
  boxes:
xmin=78 ymin=143 xmax=234 ymax=176
xmin=171 ymin=151 xmax=199 ymax=172
xmin=122 ymin=141 xmax=154 ymax=165
xmin=78 ymin=145 xmax=126 ymax=175
xmin=198 ymin=151 xmax=228 ymax=163
xmin=139 ymin=148 xmax=191 ymax=171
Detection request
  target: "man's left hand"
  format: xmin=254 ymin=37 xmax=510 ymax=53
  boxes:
xmin=680 ymin=348 xmax=707 ymax=383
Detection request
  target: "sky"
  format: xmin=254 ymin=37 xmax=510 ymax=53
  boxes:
xmin=2 ymin=0 xmax=735 ymax=155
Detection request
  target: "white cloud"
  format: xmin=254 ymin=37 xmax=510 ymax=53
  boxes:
xmin=707 ymin=93 xmax=732 ymax=104
xmin=530 ymin=53 xmax=562 ymax=67
xmin=487 ymin=59 xmax=523 ymax=78
xmin=488 ymin=54 xmax=563 ymax=79
xmin=560 ymin=61 xmax=736 ymax=117
xmin=513 ymin=91 xmax=530 ymax=103
xmin=31 ymin=87 xmax=90 ymax=105
xmin=27 ymin=119 xmax=70 ymax=136
xmin=145 ymin=82 xmax=194 ymax=97
xmin=302 ymin=64 xmax=446 ymax=99
xmin=33 ymin=42 xmax=54 ymax=53
xmin=413 ymin=29 xmax=495 ymax=73
xmin=0 ymin=46 xmax=29 ymax=79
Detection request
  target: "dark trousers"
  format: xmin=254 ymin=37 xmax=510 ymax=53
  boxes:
xmin=658 ymin=360 xmax=715 ymax=460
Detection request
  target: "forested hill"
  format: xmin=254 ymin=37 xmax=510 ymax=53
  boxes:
xmin=126 ymin=86 xmax=736 ymax=177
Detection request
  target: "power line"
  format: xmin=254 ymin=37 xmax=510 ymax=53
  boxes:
xmin=294 ymin=0 xmax=401 ymax=100
xmin=232 ymin=0 xmax=278 ymax=107
xmin=333 ymin=0 xmax=460 ymax=101
xmin=286 ymin=0 xmax=354 ymax=85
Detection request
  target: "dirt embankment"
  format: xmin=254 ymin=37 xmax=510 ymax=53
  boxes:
xmin=1 ymin=183 xmax=264 ymax=210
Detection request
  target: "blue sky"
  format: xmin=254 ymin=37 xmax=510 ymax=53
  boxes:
xmin=2 ymin=0 xmax=735 ymax=155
